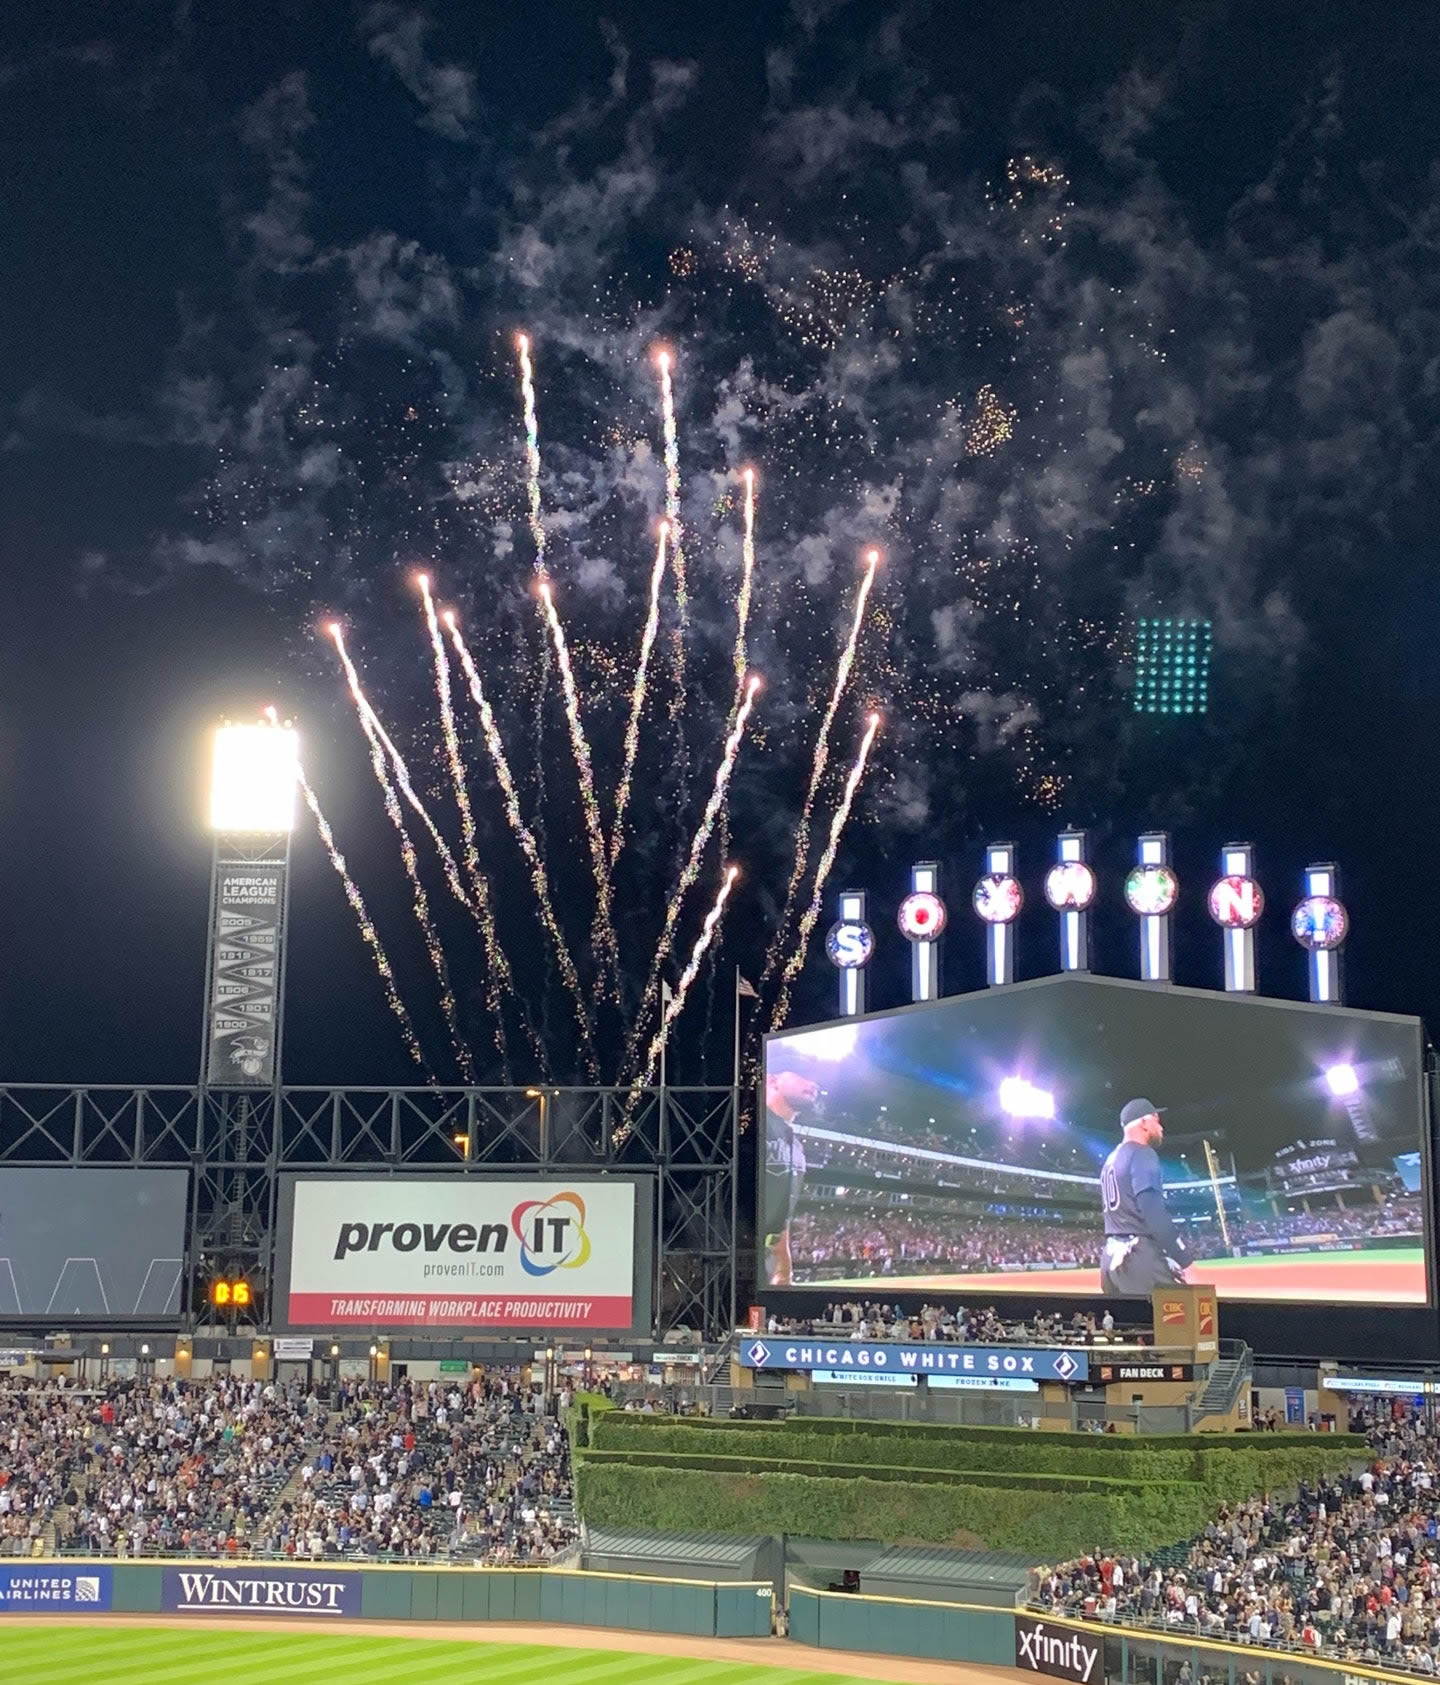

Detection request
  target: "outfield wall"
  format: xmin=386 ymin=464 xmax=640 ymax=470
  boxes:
xmin=0 ymin=1561 xmax=772 ymax=1638
xmin=789 ymin=1589 xmax=1427 ymax=1685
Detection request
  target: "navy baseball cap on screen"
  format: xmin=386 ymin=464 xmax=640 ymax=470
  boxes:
xmin=1119 ymin=1098 xmax=1165 ymax=1127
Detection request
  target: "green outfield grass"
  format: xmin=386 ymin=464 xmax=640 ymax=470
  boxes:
xmin=11 ymin=1625 xmax=899 ymax=1685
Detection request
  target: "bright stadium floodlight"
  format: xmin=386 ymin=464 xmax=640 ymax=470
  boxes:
xmin=201 ymin=714 xmax=297 ymax=1096
xmin=999 ymin=1076 xmax=1055 ymax=1120
xmin=1325 ymin=1064 xmax=1360 ymax=1098
xmin=210 ymin=720 xmax=300 ymax=832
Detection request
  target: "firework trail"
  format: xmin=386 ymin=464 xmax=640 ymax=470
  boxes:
xmin=758 ymin=547 xmax=880 ymax=999
xmin=609 ymin=520 xmax=669 ymax=869
xmin=517 ymin=333 xmax=553 ymax=947
xmin=623 ymin=674 xmax=762 ymax=1077
xmin=297 ymin=767 xmax=431 ymax=1078
xmin=331 ymin=623 xmax=517 ymax=1078
xmin=538 ymin=579 xmax=620 ymax=991
xmin=632 ymin=866 xmax=740 ymax=1097
xmin=733 ymin=469 xmax=757 ymax=696
xmin=517 ymin=334 xmax=547 ymax=575
xmin=771 ymin=711 xmax=883 ymax=1031
xmin=714 ymin=467 xmax=758 ymax=881
xmin=657 ymin=350 xmax=689 ymax=804
xmin=417 ymin=573 xmax=514 ymax=1072
xmin=445 ymin=612 xmax=598 ymax=1079
xmin=327 ymin=624 xmax=475 ymax=1082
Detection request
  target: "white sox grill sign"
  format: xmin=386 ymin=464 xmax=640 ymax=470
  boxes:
xmin=1015 ymin=1618 xmax=1102 ymax=1684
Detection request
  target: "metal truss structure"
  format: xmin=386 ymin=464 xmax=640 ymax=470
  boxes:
xmin=0 ymin=1085 xmax=739 ymax=1339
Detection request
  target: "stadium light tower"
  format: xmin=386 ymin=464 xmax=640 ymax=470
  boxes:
xmin=200 ymin=718 xmax=299 ymax=1090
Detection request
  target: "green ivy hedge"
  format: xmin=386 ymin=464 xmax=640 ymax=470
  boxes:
xmin=578 ymin=1444 xmax=1209 ymax=1496
xmin=597 ymin=1413 xmax=1362 ymax=1455
xmin=589 ymin=1416 xmax=1359 ymax=1495
xmin=574 ymin=1462 xmax=1223 ymax=1557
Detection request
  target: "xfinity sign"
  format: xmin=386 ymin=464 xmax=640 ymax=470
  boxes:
xmin=1015 ymin=1616 xmax=1102 ymax=1683
xmin=738 ymin=1341 xmax=1088 ymax=1383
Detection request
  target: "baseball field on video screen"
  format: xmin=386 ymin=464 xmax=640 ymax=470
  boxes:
xmin=762 ymin=975 xmax=1430 ymax=1306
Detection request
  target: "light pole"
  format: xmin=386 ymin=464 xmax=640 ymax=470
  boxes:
xmin=200 ymin=717 xmax=299 ymax=1324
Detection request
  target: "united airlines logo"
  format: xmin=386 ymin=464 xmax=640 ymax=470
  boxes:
xmin=510 ymin=1191 xmax=592 ymax=1277
xmin=746 ymin=1340 xmax=771 ymax=1365
xmin=1053 ymin=1351 xmax=1079 ymax=1382
xmin=74 ymin=1576 xmax=101 ymax=1603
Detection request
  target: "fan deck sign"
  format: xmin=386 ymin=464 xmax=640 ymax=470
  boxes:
xmin=284 ymin=1178 xmax=636 ymax=1330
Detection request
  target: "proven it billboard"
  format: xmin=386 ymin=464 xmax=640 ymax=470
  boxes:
xmin=0 ymin=1169 xmax=188 ymax=1318
xmin=762 ymin=973 xmax=1429 ymax=1306
xmin=275 ymin=1175 xmax=652 ymax=1332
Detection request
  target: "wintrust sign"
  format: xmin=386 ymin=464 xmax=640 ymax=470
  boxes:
xmin=1015 ymin=1617 xmax=1102 ymax=1683
xmin=282 ymin=1177 xmax=638 ymax=1330
xmin=162 ymin=1567 xmax=361 ymax=1617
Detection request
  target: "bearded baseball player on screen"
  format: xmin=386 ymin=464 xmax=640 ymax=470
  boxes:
xmin=1099 ymin=1097 xmax=1192 ymax=1297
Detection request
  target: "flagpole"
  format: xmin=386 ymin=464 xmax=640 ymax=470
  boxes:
xmin=730 ymin=966 xmax=743 ymax=1333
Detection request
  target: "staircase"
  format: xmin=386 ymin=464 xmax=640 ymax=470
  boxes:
xmin=704 ymin=1332 xmax=738 ymax=1385
xmin=1197 ymin=1346 xmax=1252 ymax=1420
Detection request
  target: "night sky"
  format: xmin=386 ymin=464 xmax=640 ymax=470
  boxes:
xmin=4 ymin=1 xmax=1440 ymax=1092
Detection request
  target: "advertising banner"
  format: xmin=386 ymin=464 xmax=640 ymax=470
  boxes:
xmin=205 ymin=853 xmax=286 ymax=1087
xmin=1015 ymin=1615 xmax=1103 ymax=1683
xmin=763 ymin=976 xmax=1429 ymax=1307
xmin=279 ymin=1176 xmax=643 ymax=1331
xmin=0 ymin=1168 xmax=188 ymax=1317
xmin=162 ymin=1566 xmax=361 ymax=1617
xmin=1321 ymin=1375 xmax=1440 ymax=1396
xmin=0 ymin=1565 xmax=111 ymax=1611
xmin=1094 ymin=1362 xmax=1194 ymax=1384
xmin=739 ymin=1338 xmax=1088 ymax=1383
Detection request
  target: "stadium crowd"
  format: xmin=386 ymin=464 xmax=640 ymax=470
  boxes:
xmin=0 ymin=1369 xmax=576 ymax=1563
xmin=788 ymin=1211 xmax=1101 ymax=1276
xmin=1035 ymin=1407 xmax=1440 ymax=1675
xmin=787 ymin=1199 xmax=1423 ymax=1282
xmin=269 ymin=1374 xmax=575 ymax=1562
xmin=760 ymin=1301 xmax=1135 ymax=1344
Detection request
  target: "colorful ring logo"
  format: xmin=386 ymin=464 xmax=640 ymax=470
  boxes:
xmin=511 ymin=1191 xmax=592 ymax=1277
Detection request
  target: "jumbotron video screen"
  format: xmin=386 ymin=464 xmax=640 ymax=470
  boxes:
xmin=761 ymin=975 xmax=1431 ymax=1305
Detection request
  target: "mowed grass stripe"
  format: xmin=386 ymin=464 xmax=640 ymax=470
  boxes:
xmin=51 ymin=1631 xmax=341 ymax=1685
xmin=16 ymin=1628 xmax=904 ymax=1685
xmin=11 ymin=1630 xmax=290 ymax=1683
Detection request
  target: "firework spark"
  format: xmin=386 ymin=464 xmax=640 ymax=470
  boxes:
xmin=445 ymin=611 xmax=598 ymax=1079
xmin=772 ymin=711 xmax=883 ymax=1029
xmin=331 ymin=622 xmax=518 ymax=1077
xmin=624 ymin=674 xmax=762 ymax=1075
xmin=537 ymin=579 xmax=620 ymax=992
xmin=416 ymin=576 xmax=501 ymax=977
xmin=298 ymin=766 xmax=430 ymax=1077
xmin=327 ymin=623 xmax=475 ymax=1082
xmin=658 ymin=350 xmax=687 ymax=634
xmin=610 ymin=521 xmax=669 ymax=869
xmin=628 ymin=863 xmax=740 ymax=1113
xmin=758 ymin=547 xmax=880 ymax=1000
